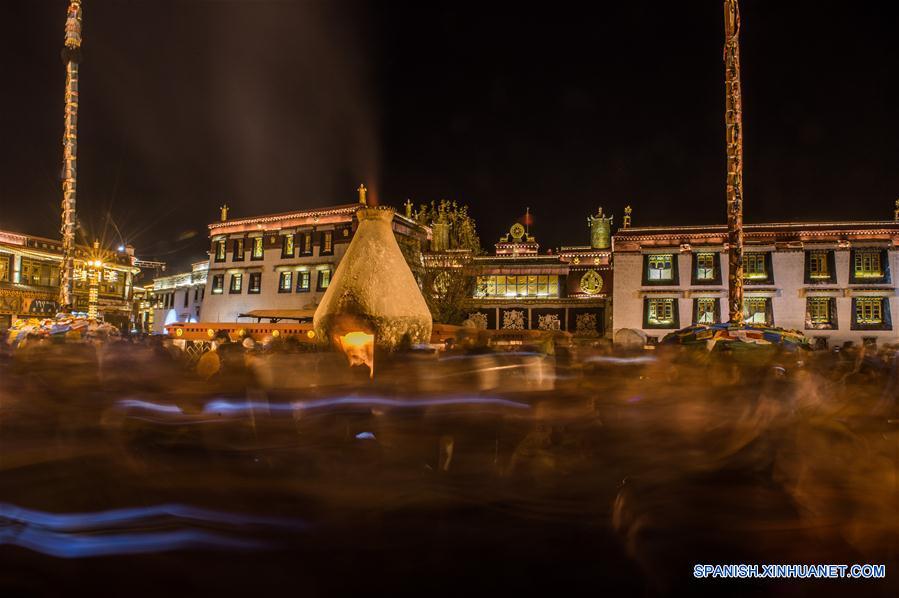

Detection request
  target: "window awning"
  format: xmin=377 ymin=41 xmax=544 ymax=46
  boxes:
xmin=236 ymin=309 xmax=316 ymax=322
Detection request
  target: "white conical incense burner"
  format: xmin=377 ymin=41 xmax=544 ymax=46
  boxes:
xmin=313 ymin=206 xmax=432 ymax=350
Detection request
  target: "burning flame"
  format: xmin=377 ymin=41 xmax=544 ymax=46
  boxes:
xmin=338 ymin=331 xmax=375 ymax=378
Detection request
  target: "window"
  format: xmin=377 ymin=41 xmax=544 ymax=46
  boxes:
xmin=214 ymin=240 xmax=226 ymax=262
xmin=183 ymin=290 xmax=189 ymax=307
xmin=695 ymin=253 xmax=716 ymax=281
xmin=211 ymin=274 xmax=224 ymax=294
xmin=806 ymin=297 xmax=836 ymax=329
xmin=320 ymin=231 xmax=333 ymax=255
xmin=694 ymin=298 xmax=719 ymax=325
xmin=808 ymin=251 xmax=828 ymax=279
xmin=852 ymin=297 xmax=890 ymax=330
xmin=248 ymin=272 xmax=262 ymax=294
xmin=278 ymin=271 xmax=292 ymax=293
xmin=229 ymin=273 xmax=242 ymax=293
xmin=744 ymin=253 xmax=767 ymax=279
xmin=296 ymin=271 xmax=310 ymax=292
xmin=251 ymin=237 xmax=264 ymax=260
xmin=473 ymin=275 xmax=560 ymax=298
xmin=281 ymin=234 xmax=295 ymax=259
xmin=194 ymin=288 xmax=199 ymax=302
xmin=743 ymin=297 xmax=771 ymax=325
xmin=317 ymin=269 xmax=331 ymax=290
xmin=0 ymin=254 xmax=10 ymax=282
xmin=301 ymin=232 xmax=313 ymax=255
xmin=644 ymin=297 xmax=678 ymax=328
xmin=852 ymin=249 xmax=884 ymax=280
xmin=232 ymin=238 xmax=245 ymax=261
xmin=645 ymin=254 xmax=674 ymax=282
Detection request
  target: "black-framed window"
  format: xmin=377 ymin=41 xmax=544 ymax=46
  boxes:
xmin=743 ymin=297 xmax=773 ymax=325
xmin=296 ymin=270 xmax=310 ymax=292
xmin=248 ymin=272 xmax=262 ymax=294
xmin=851 ymin=296 xmax=892 ymax=330
xmin=317 ymin=269 xmax=331 ymax=291
xmin=281 ymin=234 xmax=295 ymax=259
xmin=320 ymin=231 xmax=334 ymax=255
xmin=744 ymin=252 xmax=774 ymax=285
xmin=183 ymin=290 xmax=189 ymax=307
xmin=229 ymin=273 xmax=243 ymax=294
xmin=251 ymin=236 xmax=264 ymax=260
xmin=211 ymin=274 xmax=224 ymax=294
xmin=299 ymin=232 xmax=314 ymax=256
xmin=691 ymin=252 xmax=722 ymax=285
xmin=643 ymin=254 xmax=678 ymax=285
xmin=804 ymin=250 xmax=836 ymax=284
xmin=232 ymin=238 xmax=245 ymax=261
xmin=643 ymin=297 xmax=679 ymax=329
xmin=278 ymin=271 xmax=293 ymax=293
xmin=0 ymin=253 xmax=11 ymax=282
xmin=214 ymin=240 xmax=226 ymax=263
xmin=849 ymin=248 xmax=890 ymax=284
xmin=693 ymin=297 xmax=720 ymax=325
xmin=805 ymin=296 xmax=837 ymax=330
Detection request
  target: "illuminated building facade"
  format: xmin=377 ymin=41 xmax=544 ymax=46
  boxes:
xmin=612 ymin=218 xmax=899 ymax=348
xmin=0 ymin=229 xmax=140 ymax=331
xmin=148 ymin=260 xmax=208 ymax=334
xmin=199 ymin=195 xmax=429 ymax=323
xmin=462 ymin=209 xmax=613 ymax=337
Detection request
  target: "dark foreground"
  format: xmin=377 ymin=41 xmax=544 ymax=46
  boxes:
xmin=0 ymin=339 xmax=897 ymax=597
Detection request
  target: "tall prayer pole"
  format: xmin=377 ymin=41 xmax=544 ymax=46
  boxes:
xmin=724 ymin=0 xmax=744 ymax=323
xmin=59 ymin=1 xmax=83 ymax=309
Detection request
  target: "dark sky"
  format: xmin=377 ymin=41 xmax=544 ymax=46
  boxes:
xmin=1 ymin=1 xmax=896 ymax=270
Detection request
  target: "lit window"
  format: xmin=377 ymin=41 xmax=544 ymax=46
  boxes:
xmin=646 ymin=254 xmax=674 ymax=281
xmin=0 ymin=254 xmax=10 ymax=282
xmin=296 ymin=271 xmax=310 ymax=292
xmin=808 ymin=251 xmax=829 ymax=279
xmin=744 ymin=254 xmax=768 ymax=279
xmin=302 ymin=233 xmax=313 ymax=255
xmin=278 ymin=271 xmax=292 ymax=293
xmin=229 ymin=273 xmax=242 ymax=293
xmin=251 ymin=237 xmax=264 ymax=259
xmin=248 ymin=272 xmax=262 ymax=294
xmin=473 ymin=275 xmax=559 ymax=298
xmin=855 ymin=297 xmax=883 ymax=324
xmin=694 ymin=298 xmax=718 ymax=324
xmin=645 ymin=297 xmax=676 ymax=327
xmin=214 ymin=240 xmax=226 ymax=262
xmin=211 ymin=274 xmax=224 ymax=294
xmin=743 ymin=297 xmax=770 ymax=325
xmin=695 ymin=253 xmax=716 ymax=281
xmin=232 ymin=238 xmax=245 ymax=261
xmin=282 ymin=234 xmax=295 ymax=258
xmin=854 ymin=249 xmax=882 ymax=279
xmin=318 ymin=269 xmax=331 ymax=290
xmin=321 ymin=231 xmax=333 ymax=254
xmin=807 ymin=297 xmax=834 ymax=327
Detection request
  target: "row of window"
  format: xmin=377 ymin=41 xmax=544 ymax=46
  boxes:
xmin=644 ymin=296 xmax=892 ymax=330
xmin=154 ymin=287 xmax=205 ymax=310
xmin=644 ymin=248 xmax=890 ymax=286
xmin=213 ymin=231 xmax=334 ymax=263
xmin=210 ymin=270 xmax=332 ymax=295
xmin=474 ymin=275 xmax=561 ymax=298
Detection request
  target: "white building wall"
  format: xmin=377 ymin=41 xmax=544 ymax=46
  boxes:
xmin=613 ymin=245 xmax=899 ymax=347
xmin=199 ymin=240 xmax=348 ymax=323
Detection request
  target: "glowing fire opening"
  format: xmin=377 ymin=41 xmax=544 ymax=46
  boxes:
xmin=338 ymin=331 xmax=375 ymax=378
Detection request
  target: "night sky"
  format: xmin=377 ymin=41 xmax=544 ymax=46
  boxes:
xmin=1 ymin=1 xmax=896 ymax=271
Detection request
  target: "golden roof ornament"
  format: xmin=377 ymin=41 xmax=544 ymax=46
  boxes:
xmin=358 ymin=184 xmax=367 ymax=205
xmin=404 ymin=199 xmax=413 ymax=219
xmin=220 ymin=204 xmax=230 ymax=222
xmin=623 ymin=205 xmax=633 ymax=229
xmin=894 ymin=199 xmax=899 ymax=221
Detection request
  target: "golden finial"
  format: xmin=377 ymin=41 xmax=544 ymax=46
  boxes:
xmin=358 ymin=184 xmax=367 ymax=205
xmin=220 ymin=204 xmax=230 ymax=222
xmin=404 ymin=199 xmax=413 ymax=219
xmin=894 ymin=199 xmax=899 ymax=221
xmin=623 ymin=205 xmax=632 ymax=229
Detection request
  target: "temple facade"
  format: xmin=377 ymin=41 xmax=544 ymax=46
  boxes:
xmin=146 ymin=260 xmax=209 ymax=334
xmin=461 ymin=209 xmax=613 ymax=338
xmin=199 ymin=193 xmax=430 ymax=323
xmin=0 ymin=229 xmax=141 ymax=331
xmin=612 ymin=219 xmax=899 ymax=348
